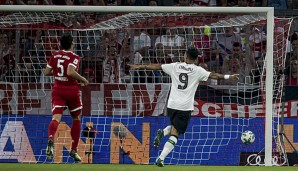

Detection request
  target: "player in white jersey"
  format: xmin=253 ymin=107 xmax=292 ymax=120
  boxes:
xmin=129 ymin=47 xmax=239 ymax=167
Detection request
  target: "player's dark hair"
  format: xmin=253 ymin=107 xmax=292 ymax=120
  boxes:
xmin=60 ymin=32 xmax=73 ymax=50
xmin=186 ymin=47 xmax=199 ymax=61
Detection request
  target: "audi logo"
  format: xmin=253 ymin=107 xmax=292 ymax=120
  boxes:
xmin=246 ymin=154 xmax=287 ymax=166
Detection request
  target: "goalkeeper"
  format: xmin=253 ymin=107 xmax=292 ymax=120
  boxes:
xmin=129 ymin=47 xmax=239 ymax=167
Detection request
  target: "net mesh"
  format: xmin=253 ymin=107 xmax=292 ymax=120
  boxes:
xmin=0 ymin=10 xmax=292 ymax=165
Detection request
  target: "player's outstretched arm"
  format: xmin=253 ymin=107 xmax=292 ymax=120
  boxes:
xmin=209 ymin=72 xmax=239 ymax=80
xmin=67 ymin=65 xmax=89 ymax=86
xmin=128 ymin=64 xmax=162 ymax=70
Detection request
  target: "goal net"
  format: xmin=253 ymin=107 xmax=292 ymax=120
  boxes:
xmin=0 ymin=6 xmax=292 ymax=166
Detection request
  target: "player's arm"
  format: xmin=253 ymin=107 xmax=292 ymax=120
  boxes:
xmin=44 ymin=66 xmax=53 ymax=76
xmin=128 ymin=64 xmax=162 ymax=70
xmin=209 ymin=72 xmax=239 ymax=80
xmin=67 ymin=65 xmax=89 ymax=86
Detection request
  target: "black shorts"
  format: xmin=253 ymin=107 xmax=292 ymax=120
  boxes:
xmin=167 ymin=108 xmax=191 ymax=135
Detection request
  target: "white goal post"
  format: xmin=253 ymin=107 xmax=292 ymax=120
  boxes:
xmin=0 ymin=5 xmax=275 ymax=166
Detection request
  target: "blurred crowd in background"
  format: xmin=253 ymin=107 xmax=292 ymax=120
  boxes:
xmin=0 ymin=0 xmax=265 ymax=7
xmin=0 ymin=0 xmax=297 ymax=89
xmin=0 ymin=0 xmax=296 ymax=9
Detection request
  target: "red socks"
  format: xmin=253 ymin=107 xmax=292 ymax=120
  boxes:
xmin=71 ymin=120 xmax=81 ymax=151
xmin=48 ymin=119 xmax=81 ymax=151
xmin=48 ymin=120 xmax=59 ymax=141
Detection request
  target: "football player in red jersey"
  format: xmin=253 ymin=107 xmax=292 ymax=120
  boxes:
xmin=44 ymin=32 xmax=89 ymax=162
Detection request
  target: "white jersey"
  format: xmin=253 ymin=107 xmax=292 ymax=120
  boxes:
xmin=162 ymin=62 xmax=211 ymax=111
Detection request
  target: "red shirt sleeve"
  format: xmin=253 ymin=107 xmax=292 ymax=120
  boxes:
xmin=68 ymin=54 xmax=80 ymax=69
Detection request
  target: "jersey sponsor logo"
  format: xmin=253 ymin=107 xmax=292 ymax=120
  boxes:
xmin=179 ymin=65 xmax=193 ymax=72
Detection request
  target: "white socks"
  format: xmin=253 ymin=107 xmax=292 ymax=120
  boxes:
xmin=159 ymin=136 xmax=177 ymax=160
xmin=163 ymin=125 xmax=171 ymax=137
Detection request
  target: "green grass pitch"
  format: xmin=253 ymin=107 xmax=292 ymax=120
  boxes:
xmin=1 ymin=163 xmax=298 ymax=171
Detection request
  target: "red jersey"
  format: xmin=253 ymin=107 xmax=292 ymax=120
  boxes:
xmin=47 ymin=50 xmax=80 ymax=89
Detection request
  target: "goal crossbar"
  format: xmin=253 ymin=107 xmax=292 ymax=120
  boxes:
xmin=0 ymin=5 xmax=274 ymax=13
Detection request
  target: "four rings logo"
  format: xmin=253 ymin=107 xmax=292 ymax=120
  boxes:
xmin=247 ymin=154 xmax=287 ymax=166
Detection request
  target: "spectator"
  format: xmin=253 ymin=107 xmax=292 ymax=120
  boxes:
xmin=52 ymin=0 xmax=74 ymax=5
xmin=17 ymin=0 xmax=38 ymax=5
xmin=81 ymin=30 xmax=101 ymax=59
xmin=220 ymin=0 xmax=238 ymax=6
xmin=123 ymin=0 xmax=136 ymax=5
xmin=44 ymin=30 xmax=60 ymax=57
xmin=288 ymin=21 xmax=298 ymax=52
xmin=157 ymin=0 xmax=177 ymax=6
xmin=177 ymin=0 xmax=191 ymax=6
xmin=33 ymin=30 xmax=47 ymax=72
xmin=148 ymin=0 xmax=157 ymax=5
xmin=192 ymin=0 xmax=216 ymax=6
xmin=76 ymin=0 xmax=89 ymax=5
xmin=120 ymin=38 xmax=143 ymax=79
xmin=135 ymin=0 xmax=148 ymax=5
xmin=88 ymin=0 xmax=105 ymax=5
xmin=0 ymin=0 xmax=14 ymax=4
xmin=20 ymin=30 xmax=36 ymax=57
xmin=222 ymin=42 xmax=245 ymax=73
xmin=132 ymin=29 xmax=151 ymax=56
xmin=287 ymin=59 xmax=298 ymax=85
xmin=155 ymin=27 xmax=186 ymax=61
xmin=211 ymin=26 xmax=241 ymax=71
xmin=0 ymin=33 xmax=15 ymax=82
xmin=195 ymin=27 xmax=212 ymax=63
xmin=43 ymin=0 xmax=53 ymax=5
xmin=102 ymin=45 xmax=121 ymax=83
xmin=238 ymin=0 xmax=248 ymax=6
xmin=65 ymin=0 xmax=74 ymax=5
xmin=248 ymin=0 xmax=255 ymax=6
xmin=250 ymin=56 xmax=264 ymax=84
xmin=222 ymin=43 xmax=246 ymax=84
xmin=222 ymin=57 xmax=245 ymax=90
xmin=103 ymin=30 xmax=122 ymax=55
xmin=291 ymin=39 xmax=298 ymax=57
xmin=268 ymin=0 xmax=287 ymax=9
xmin=5 ymin=45 xmax=16 ymax=82
xmin=153 ymin=43 xmax=167 ymax=63
xmin=232 ymin=42 xmax=245 ymax=63
xmin=35 ymin=30 xmax=58 ymax=83
xmin=222 ymin=0 xmax=255 ymax=6
xmin=106 ymin=0 xmax=120 ymax=5
xmin=0 ymin=34 xmax=8 ymax=81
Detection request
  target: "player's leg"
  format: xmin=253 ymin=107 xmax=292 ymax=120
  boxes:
xmin=47 ymin=108 xmax=63 ymax=159
xmin=155 ymin=109 xmax=191 ymax=167
xmin=155 ymin=126 xmax=178 ymax=167
xmin=69 ymin=110 xmax=82 ymax=162
xmin=154 ymin=125 xmax=171 ymax=148
xmin=47 ymin=89 xmax=66 ymax=159
xmin=154 ymin=108 xmax=175 ymax=148
xmin=67 ymin=89 xmax=83 ymax=162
